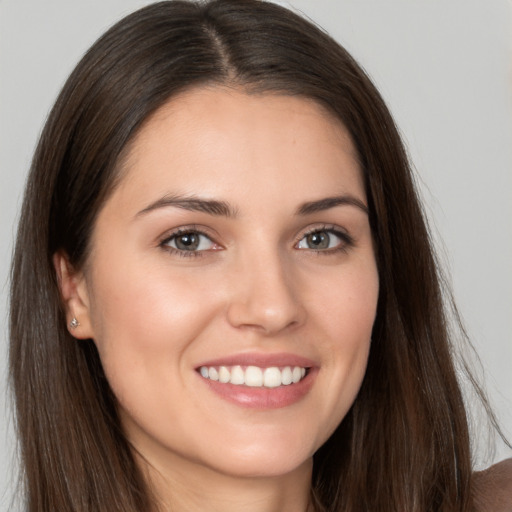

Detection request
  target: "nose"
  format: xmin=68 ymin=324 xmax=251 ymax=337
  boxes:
xmin=226 ymin=251 xmax=306 ymax=335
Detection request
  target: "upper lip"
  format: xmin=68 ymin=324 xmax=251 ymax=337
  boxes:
xmin=196 ymin=352 xmax=316 ymax=369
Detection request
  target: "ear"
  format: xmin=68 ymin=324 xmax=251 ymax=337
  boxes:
xmin=53 ymin=251 xmax=95 ymax=340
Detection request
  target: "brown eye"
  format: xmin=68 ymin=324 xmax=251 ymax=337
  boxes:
xmin=175 ymin=233 xmax=200 ymax=250
xmin=163 ymin=231 xmax=215 ymax=252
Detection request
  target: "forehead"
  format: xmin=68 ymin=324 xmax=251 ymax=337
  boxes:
xmin=113 ymin=86 xmax=364 ymax=209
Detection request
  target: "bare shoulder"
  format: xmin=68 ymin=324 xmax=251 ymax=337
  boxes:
xmin=473 ymin=458 xmax=512 ymax=512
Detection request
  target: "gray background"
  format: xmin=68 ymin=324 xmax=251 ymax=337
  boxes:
xmin=1 ymin=0 xmax=511 ymax=508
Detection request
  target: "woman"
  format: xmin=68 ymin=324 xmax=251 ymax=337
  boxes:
xmin=8 ymin=1 xmax=510 ymax=511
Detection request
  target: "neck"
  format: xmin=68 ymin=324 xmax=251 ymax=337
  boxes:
xmin=136 ymin=451 xmax=313 ymax=512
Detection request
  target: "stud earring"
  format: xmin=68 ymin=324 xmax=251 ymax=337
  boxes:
xmin=69 ymin=317 xmax=80 ymax=329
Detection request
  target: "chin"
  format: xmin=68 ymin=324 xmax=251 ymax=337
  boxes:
xmin=190 ymin=426 xmax=320 ymax=480
xmin=204 ymin=450 xmax=314 ymax=480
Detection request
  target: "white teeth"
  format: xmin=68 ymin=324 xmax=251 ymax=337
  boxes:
xmin=263 ymin=367 xmax=281 ymax=388
xmin=199 ymin=365 xmax=308 ymax=388
xmin=230 ymin=365 xmax=245 ymax=385
xmin=281 ymin=367 xmax=293 ymax=385
xmin=245 ymin=366 xmax=263 ymax=387
xmin=218 ymin=366 xmax=230 ymax=383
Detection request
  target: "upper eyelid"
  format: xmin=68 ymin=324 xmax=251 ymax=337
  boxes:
xmin=296 ymin=224 xmax=352 ymax=241
xmin=159 ymin=225 xmax=218 ymax=244
xmin=161 ymin=230 xmax=211 ymax=245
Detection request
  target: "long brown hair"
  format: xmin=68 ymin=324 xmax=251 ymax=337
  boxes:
xmin=10 ymin=1 xmax=475 ymax=510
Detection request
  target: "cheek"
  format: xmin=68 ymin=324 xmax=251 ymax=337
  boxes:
xmin=89 ymin=255 xmax=216 ymax=335
xmin=311 ymin=256 xmax=378 ymax=343
xmin=307 ymin=262 xmax=378 ymax=436
xmin=85 ymin=259 xmax=222 ymax=392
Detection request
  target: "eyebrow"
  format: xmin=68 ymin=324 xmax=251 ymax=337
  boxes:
xmin=136 ymin=193 xmax=368 ymax=219
xmin=136 ymin=194 xmax=238 ymax=218
xmin=296 ymin=195 xmax=368 ymax=216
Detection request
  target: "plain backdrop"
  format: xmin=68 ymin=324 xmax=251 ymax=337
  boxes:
xmin=1 ymin=0 xmax=511 ymax=508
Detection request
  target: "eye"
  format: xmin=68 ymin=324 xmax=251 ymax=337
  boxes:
xmin=296 ymin=228 xmax=350 ymax=251
xmin=161 ymin=230 xmax=217 ymax=253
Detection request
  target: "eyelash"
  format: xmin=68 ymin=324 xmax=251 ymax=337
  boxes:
xmin=159 ymin=224 xmax=355 ymax=258
xmin=159 ymin=226 xmax=217 ymax=258
xmin=296 ymin=225 xmax=355 ymax=255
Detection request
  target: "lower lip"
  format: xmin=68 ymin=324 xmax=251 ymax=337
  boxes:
xmin=198 ymin=369 xmax=317 ymax=409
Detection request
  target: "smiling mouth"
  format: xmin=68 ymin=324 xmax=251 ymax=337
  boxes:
xmin=198 ymin=365 xmax=308 ymax=388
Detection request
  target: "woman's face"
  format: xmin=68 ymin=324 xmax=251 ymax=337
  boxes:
xmin=72 ymin=87 xmax=379 ymax=481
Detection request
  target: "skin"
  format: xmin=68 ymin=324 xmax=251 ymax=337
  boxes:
xmin=56 ymin=87 xmax=379 ymax=512
xmin=473 ymin=458 xmax=512 ymax=512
